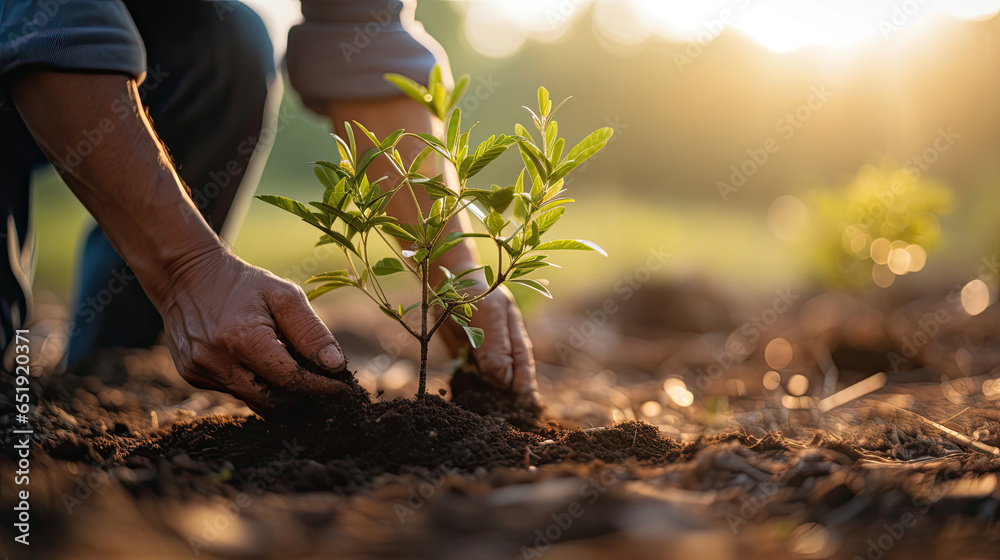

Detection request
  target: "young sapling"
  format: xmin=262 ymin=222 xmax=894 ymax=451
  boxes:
xmin=258 ymin=66 xmax=612 ymax=397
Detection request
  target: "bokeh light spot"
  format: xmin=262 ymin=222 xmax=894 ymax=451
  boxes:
xmin=764 ymin=338 xmax=794 ymax=369
xmin=640 ymin=400 xmax=663 ymax=417
xmin=767 ymin=194 xmax=808 ymax=240
xmin=887 ymin=247 xmax=912 ymax=275
xmin=663 ymin=378 xmax=694 ymax=407
xmin=906 ymin=244 xmax=927 ymax=272
xmin=787 ymin=374 xmax=810 ymax=396
xmin=961 ymin=279 xmax=991 ymax=316
xmin=872 ymin=263 xmax=895 ymax=288
xmin=870 ymin=238 xmax=891 ymax=264
xmin=763 ymin=370 xmax=781 ymax=390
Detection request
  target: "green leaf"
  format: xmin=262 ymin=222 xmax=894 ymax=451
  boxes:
xmin=538 ymin=87 xmax=551 ymax=118
xmin=407 ymin=132 xmax=452 ymax=160
xmin=551 ymin=137 xmax=565 ymax=165
xmin=508 ymin=278 xmax=552 ymax=298
xmin=409 ymin=146 xmax=433 ymax=174
xmin=305 ymin=270 xmax=351 ymax=284
xmin=344 ymin=123 xmax=357 ymax=163
xmin=429 ymin=64 xmax=442 ymax=93
xmin=538 ymin=197 xmax=575 ymax=214
xmin=369 ymin=215 xmax=399 ymax=226
xmin=509 ymin=258 xmax=560 ymax=279
xmin=446 ymin=107 xmax=461 ymax=154
xmin=355 ymin=146 xmax=382 ymax=178
xmin=402 ymin=302 xmax=421 ymax=315
xmin=352 ymin=120 xmax=381 ymax=149
xmin=384 ymin=73 xmax=432 ymax=105
xmin=380 ymin=129 xmax=405 ymax=151
xmin=465 ymin=135 xmax=516 ymax=180
xmin=463 ymin=326 xmax=485 ymax=348
xmin=530 ymin=175 xmax=545 ymax=204
xmin=411 ymin=175 xmax=453 ymax=199
xmin=313 ymin=166 xmax=336 ymax=189
xmin=430 ymin=238 xmax=464 ymax=263
xmin=533 ymin=239 xmax=608 ymax=256
xmin=484 ymin=265 xmax=495 ymax=286
xmin=256 ymin=195 xmax=320 ymax=226
xmin=307 ymin=282 xmax=352 ymax=300
xmin=534 ymin=206 xmax=566 ymax=234
xmin=454 ymin=265 xmax=484 ymax=280
xmin=380 ymin=223 xmax=417 ymax=242
xmin=310 ymin=223 xmax=360 ymax=257
xmin=373 ymin=257 xmax=406 ymax=276
xmin=378 ymin=306 xmax=399 ymax=320
xmin=551 ymin=127 xmax=614 ymax=181
xmin=485 ymin=211 xmax=506 ymax=236
xmin=518 ymin=140 xmax=550 ymax=183
xmin=432 ymin=81 xmax=447 ymax=120
xmin=513 ymin=194 xmax=529 ymax=223
xmin=527 ymin=221 xmax=540 ymax=247
xmin=490 ymin=184 xmax=516 ymax=213
xmin=310 ymin=201 xmax=364 ymax=232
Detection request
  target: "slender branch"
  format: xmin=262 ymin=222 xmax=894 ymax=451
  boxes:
xmin=425 ymin=271 xmax=506 ymax=340
xmin=418 ymin=259 xmax=430 ymax=396
xmin=360 ymin=231 xmax=390 ymax=306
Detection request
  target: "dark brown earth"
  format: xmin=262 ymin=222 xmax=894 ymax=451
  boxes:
xmin=3 ymin=285 xmax=1000 ymax=559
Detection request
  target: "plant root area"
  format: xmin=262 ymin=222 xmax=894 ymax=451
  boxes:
xmin=4 ymin=287 xmax=1000 ymax=559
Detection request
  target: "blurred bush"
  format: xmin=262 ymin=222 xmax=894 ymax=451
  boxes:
xmin=801 ymin=161 xmax=953 ymax=289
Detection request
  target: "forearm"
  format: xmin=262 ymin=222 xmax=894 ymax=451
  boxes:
xmin=11 ymin=72 xmax=224 ymax=304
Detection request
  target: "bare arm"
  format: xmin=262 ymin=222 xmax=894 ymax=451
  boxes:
xmin=12 ymin=72 xmax=348 ymax=412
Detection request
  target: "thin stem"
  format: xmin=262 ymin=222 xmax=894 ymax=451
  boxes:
xmin=418 ymin=259 xmax=430 ymax=397
xmin=360 ymin=231 xmax=390 ymax=306
xmin=425 ymin=270 xmax=505 ymax=340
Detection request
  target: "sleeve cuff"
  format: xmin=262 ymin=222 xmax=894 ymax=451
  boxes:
xmin=287 ymin=0 xmax=451 ymax=112
xmin=0 ymin=0 xmax=145 ymax=82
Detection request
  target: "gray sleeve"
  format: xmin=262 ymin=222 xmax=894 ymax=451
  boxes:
xmin=287 ymin=0 xmax=451 ymax=111
xmin=0 ymin=0 xmax=145 ymax=84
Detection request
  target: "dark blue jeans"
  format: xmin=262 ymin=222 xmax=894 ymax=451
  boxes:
xmin=0 ymin=1 xmax=276 ymax=370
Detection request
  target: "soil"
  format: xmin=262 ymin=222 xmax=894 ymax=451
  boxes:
xmin=4 ymin=286 xmax=1000 ymax=559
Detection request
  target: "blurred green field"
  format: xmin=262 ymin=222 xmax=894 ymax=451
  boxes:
xmin=27 ymin=1 xmax=1000 ymax=311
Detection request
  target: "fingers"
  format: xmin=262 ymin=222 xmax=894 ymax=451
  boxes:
xmin=267 ymin=285 xmax=346 ymax=373
xmin=471 ymin=292 xmax=515 ymax=390
xmin=233 ymin=324 xmax=349 ymax=397
xmin=180 ymin=359 xmax=272 ymax=413
xmin=505 ymin=297 xmax=538 ymax=396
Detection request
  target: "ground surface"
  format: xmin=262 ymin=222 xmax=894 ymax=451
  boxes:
xmin=3 ymin=283 xmax=1000 ymax=559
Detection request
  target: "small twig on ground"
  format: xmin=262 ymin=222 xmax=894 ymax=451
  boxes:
xmin=938 ymin=406 xmax=971 ymax=425
xmin=867 ymin=399 xmax=1000 ymax=456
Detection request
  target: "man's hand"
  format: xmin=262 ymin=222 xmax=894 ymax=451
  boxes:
xmin=432 ymin=265 xmax=539 ymax=403
xmin=159 ymin=247 xmax=348 ymax=413
xmin=12 ymin=72 xmax=349 ymax=412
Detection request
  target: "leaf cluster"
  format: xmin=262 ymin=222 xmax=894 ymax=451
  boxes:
xmin=257 ymin=65 xmax=612 ymax=355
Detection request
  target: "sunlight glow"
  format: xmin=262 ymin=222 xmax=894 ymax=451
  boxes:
xmin=457 ymin=0 xmax=1000 ymax=57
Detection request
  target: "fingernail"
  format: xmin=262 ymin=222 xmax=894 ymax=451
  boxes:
xmin=319 ymin=344 xmax=345 ymax=370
